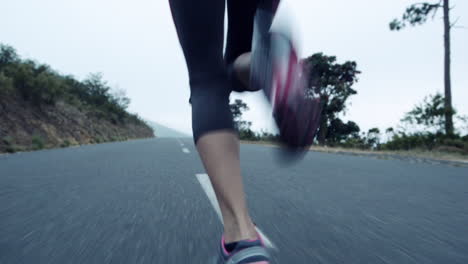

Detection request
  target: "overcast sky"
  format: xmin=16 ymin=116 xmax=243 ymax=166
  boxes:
xmin=2 ymin=0 xmax=467 ymax=135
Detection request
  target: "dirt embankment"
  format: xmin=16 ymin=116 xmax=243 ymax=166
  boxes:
xmin=0 ymin=95 xmax=154 ymax=153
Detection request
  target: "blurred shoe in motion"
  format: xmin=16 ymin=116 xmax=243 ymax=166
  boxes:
xmin=213 ymin=235 xmax=270 ymax=264
xmin=251 ymin=1 xmax=322 ymax=160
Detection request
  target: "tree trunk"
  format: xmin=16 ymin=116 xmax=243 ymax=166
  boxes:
xmin=443 ymin=0 xmax=454 ymax=136
xmin=317 ymin=100 xmax=328 ymax=145
xmin=317 ymin=117 xmax=328 ymax=145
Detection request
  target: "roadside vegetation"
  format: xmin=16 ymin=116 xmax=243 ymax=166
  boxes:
xmin=0 ymin=44 xmax=153 ymax=153
xmin=229 ymin=1 xmax=467 ymax=160
xmin=231 ymin=93 xmax=468 ymax=158
xmin=232 ymin=53 xmax=465 ymax=158
xmin=0 ymin=44 xmax=141 ymax=125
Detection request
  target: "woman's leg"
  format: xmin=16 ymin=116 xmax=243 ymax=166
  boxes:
xmin=225 ymin=0 xmax=281 ymax=91
xmin=225 ymin=0 xmax=259 ymax=90
xmin=225 ymin=0 xmax=258 ymax=65
xmin=168 ymin=0 xmax=257 ymax=243
xmin=197 ymin=133 xmax=257 ymax=243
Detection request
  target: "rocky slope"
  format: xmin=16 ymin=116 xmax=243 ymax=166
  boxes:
xmin=0 ymin=95 xmax=154 ymax=153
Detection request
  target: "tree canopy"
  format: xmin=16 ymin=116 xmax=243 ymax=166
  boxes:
xmin=303 ymin=53 xmax=360 ymax=145
xmin=389 ymin=2 xmax=442 ymax=30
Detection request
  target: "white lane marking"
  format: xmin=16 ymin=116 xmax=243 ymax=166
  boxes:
xmin=176 ymin=138 xmax=189 ymax=153
xmin=196 ymin=173 xmax=223 ymax=221
xmin=195 ymin=173 xmax=276 ymax=250
xmin=176 ymin=138 xmax=185 ymax=147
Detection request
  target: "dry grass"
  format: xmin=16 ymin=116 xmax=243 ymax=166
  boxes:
xmin=240 ymin=140 xmax=468 ymax=165
xmin=311 ymin=146 xmax=468 ymax=164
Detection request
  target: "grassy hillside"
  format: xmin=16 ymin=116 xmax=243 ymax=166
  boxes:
xmin=0 ymin=44 xmax=153 ymax=153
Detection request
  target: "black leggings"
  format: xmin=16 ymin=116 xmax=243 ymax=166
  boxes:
xmin=168 ymin=0 xmax=261 ymax=143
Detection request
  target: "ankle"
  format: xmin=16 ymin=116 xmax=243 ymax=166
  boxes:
xmin=223 ymin=218 xmax=257 ymax=243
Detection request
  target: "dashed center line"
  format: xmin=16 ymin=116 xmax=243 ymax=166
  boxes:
xmin=176 ymin=138 xmax=185 ymax=146
xmin=177 ymin=138 xmax=189 ymax=153
xmin=195 ymin=173 xmax=276 ymax=250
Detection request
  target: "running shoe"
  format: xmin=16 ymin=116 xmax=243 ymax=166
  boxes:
xmin=251 ymin=1 xmax=322 ymax=156
xmin=213 ymin=236 xmax=270 ymax=264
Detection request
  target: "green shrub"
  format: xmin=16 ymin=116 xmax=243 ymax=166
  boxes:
xmin=341 ymin=137 xmax=368 ymax=149
xmin=2 ymin=136 xmax=13 ymax=145
xmin=0 ymin=72 xmax=14 ymax=94
xmin=239 ymin=129 xmax=259 ymax=141
xmin=381 ymin=133 xmax=435 ymax=151
xmin=5 ymin=145 xmax=19 ymax=153
xmin=60 ymin=139 xmax=71 ymax=148
xmin=380 ymin=132 xmax=467 ymax=155
xmin=31 ymin=135 xmax=45 ymax=150
xmin=441 ymin=138 xmax=468 ymax=153
xmin=2 ymin=136 xmax=20 ymax=153
xmin=0 ymin=44 xmax=20 ymax=66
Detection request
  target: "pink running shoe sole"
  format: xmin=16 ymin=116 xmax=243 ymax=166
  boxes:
xmin=270 ymin=33 xmax=322 ymax=151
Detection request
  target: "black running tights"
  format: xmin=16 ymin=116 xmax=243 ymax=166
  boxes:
xmin=168 ymin=0 xmax=261 ymax=143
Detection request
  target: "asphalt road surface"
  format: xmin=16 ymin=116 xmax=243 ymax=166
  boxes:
xmin=1 ymin=138 xmax=467 ymax=264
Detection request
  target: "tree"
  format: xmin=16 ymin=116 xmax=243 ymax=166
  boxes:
xmin=0 ymin=72 xmax=14 ymax=94
xmin=0 ymin=44 xmax=19 ymax=67
xmin=401 ymin=93 xmax=451 ymax=133
xmin=303 ymin=53 xmax=360 ymax=145
xmin=111 ymin=88 xmax=131 ymax=110
xmin=229 ymin=99 xmax=252 ymax=131
xmin=457 ymin=115 xmax=468 ymax=137
xmin=326 ymin=118 xmax=360 ymax=144
xmin=366 ymin=128 xmax=381 ymax=148
xmin=390 ymin=0 xmax=456 ymax=136
xmin=83 ymin=73 xmax=110 ymax=106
